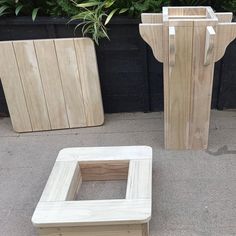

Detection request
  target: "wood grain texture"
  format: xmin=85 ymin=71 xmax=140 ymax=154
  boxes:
xmin=204 ymin=26 xmax=216 ymax=66
xmin=214 ymin=23 xmax=236 ymax=62
xmin=189 ymin=22 xmax=216 ymax=149
xmin=166 ymin=23 xmax=193 ymax=149
xmin=32 ymin=146 xmax=152 ymax=236
xmin=0 ymin=38 xmax=104 ymax=132
xmin=74 ymin=38 xmax=104 ymax=126
xmin=57 ymin=146 xmax=152 ymax=162
xmin=13 ymin=40 xmax=51 ymax=131
xmin=140 ymin=7 xmax=236 ymax=149
xmin=32 ymin=199 xmax=151 ymax=227
xmin=126 ymin=160 xmax=152 ymax=199
xmin=54 ymin=39 xmax=87 ymax=128
xmin=80 ymin=161 xmax=129 ymax=181
xmin=38 ymin=224 xmax=143 ymax=236
xmin=141 ymin=13 xmax=163 ymax=23
xmin=34 ymin=39 xmax=69 ymax=129
xmin=0 ymin=42 xmax=32 ymax=132
xmin=40 ymin=161 xmax=81 ymax=201
xmin=139 ymin=24 xmax=164 ymax=62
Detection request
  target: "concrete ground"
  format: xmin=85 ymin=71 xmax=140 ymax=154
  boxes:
xmin=0 ymin=110 xmax=236 ymax=236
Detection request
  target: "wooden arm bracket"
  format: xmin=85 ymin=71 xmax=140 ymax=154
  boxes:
xmin=169 ymin=26 xmax=176 ymax=67
xmin=204 ymin=26 xmax=216 ymax=66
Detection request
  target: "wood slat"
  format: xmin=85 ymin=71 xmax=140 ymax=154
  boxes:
xmin=54 ymin=39 xmax=87 ymax=128
xmin=126 ymin=160 xmax=152 ymax=199
xmin=0 ymin=42 xmax=32 ymax=132
xmin=166 ymin=23 xmax=193 ymax=149
xmin=38 ymin=224 xmax=143 ymax=236
xmin=74 ymin=38 xmax=104 ymax=126
xmin=40 ymin=161 xmax=81 ymax=201
xmin=32 ymin=199 xmax=151 ymax=227
xmin=13 ymin=41 xmax=51 ymax=131
xmin=57 ymin=146 xmax=152 ymax=162
xmin=34 ymin=40 xmax=69 ymax=130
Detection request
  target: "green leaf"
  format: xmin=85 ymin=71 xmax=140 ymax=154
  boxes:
xmin=15 ymin=5 xmax=23 ymax=16
xmin=105 ymin=8 xmax=118 ymax=25
xmin=76 ymin=2 xmax=100 ymax=8
xmin=119 ymin=8 xmax=129 ymax=14
xmin=104 ymin=0 xmax=115 ymax=8
xmin=32 ymin=7 xmax=40 ymax=21
xmin=0 ymin=5 xmax=10 ymax=15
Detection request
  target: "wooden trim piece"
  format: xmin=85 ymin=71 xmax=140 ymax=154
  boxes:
xmin=169 ymin=26 xmax=176 ymax=67
xmin=126 ymin=160 xmax=152 ymax=199
xmin=215 ymin=12 xmax=233 ymax=23
xmin=139 ymin=24 xmax=164 ymax=62
xmin=214 ymin=23 xmax=236 ymax=62
xmin=40 ymin=161 xmax=81 ymax=201
xmin=57 ymin=146 xmax=152 ymax=162
xmin=204 ymin=26 xmax=216 ymax=66
xmin=38 ymin=224 xmax=143 ymax=236
xmin=141 ymin=13 xmax=163 ymax=24
xmin=32 ymin=199 xmax=151 ymax=227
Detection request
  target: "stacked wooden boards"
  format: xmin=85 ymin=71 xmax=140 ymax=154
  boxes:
xmin=0 ymin=38 xmax=104 ymax=132
xmin=140 ymin=7 xmax=236 ymax=150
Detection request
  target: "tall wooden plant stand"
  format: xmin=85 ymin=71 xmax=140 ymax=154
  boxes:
xmin=140 ymin=7 xmax=236 ymax=150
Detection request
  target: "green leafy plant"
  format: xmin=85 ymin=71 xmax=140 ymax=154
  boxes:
xmin=70 ymin=0 xmax=169 ymax=44
xmin=0 ymin=0 xmax=40 ymax=20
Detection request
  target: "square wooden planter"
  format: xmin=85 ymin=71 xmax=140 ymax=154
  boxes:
xmin=32 ymin=146 xmax=152 ymax=236
xmin=140 ymin=7 xmax=236 ymax=150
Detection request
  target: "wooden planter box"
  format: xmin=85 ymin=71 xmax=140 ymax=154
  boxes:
xmin=140 ymin=7 xmax=236 ymax=150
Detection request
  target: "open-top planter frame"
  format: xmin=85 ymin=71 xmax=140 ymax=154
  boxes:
xmin=140 ymin=7 xmax=236 ymax=150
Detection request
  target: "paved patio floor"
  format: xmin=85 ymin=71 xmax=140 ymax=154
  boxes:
xmin=0 ymin=111 xmax=236 ymax=236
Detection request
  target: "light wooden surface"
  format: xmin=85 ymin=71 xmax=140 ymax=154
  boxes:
xmin=32 ymin=146 xmax=152 ymax=236
xmin=140 ymin=7 xmax=236 ymax=149
xmin=38 ymin=224 xmax=144 ymax=236
xmin=0 ymin=38 xmax=104 ymax=132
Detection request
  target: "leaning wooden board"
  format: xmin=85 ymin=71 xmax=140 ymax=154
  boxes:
xmin=0 ymin=38 xmax=104 ymax=132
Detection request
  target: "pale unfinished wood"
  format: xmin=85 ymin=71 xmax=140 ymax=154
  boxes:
xmin=204 ymin=26 xmax=216 ymax=66
xmin=74 ymin=38 xmax=104 ymax=126
xmin=32 ymin=146 xmax=152 ymax=236
xmin=0 ymin=38 xmax=104 ymax=132
xmin=141 ymin=13 xmax=163 ymax=23
xmin=0 ymin=42 xmax=32 ymax=132
xmin=32 ymin=199 xmax=151 ymax=227
xmin=139 ymin=24 xmax=163 ymax=62
xmin=140 ymin=7 xmax=236 ymax=149
xmin=80 ymin=161 xmax=129 ymax=181
xmin=126 ymin=160 xmax=152 ymax=199
xmin=40 ymin=161 xmax=81 ymax=201
xmin=54 ymin=39 xmax=87 ymax=128
xmin=38 ymin=224 xmax=144 ymax=236
xmin=34 ymin=39 xmax=69 ymax=129
xmin=169 ymin=26 xmax=176 ymax=67
xmin=215 ymin=12 xmax=233 ymax=22
xmin=57 ymin=146 xmax=152 ymax=162
xmin=13 ymin=40 xmax=51 ymax=131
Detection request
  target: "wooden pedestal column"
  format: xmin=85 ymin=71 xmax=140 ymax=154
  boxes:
xmin=140 ymin=7 xmax=236 ymax=150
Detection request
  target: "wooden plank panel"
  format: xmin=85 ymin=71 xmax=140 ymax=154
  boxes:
xmin=40 ymin=161 xmax=81 ymax=201
xmin=13 ymin=41 xmax=51 ymax=131
xmin=34 ymin=40 xmax=69 ymax=130
xmin=54 ymin=39 xmax=87 ymax=128
xmin=32 ymin=199 xmax=151 ymax=227
xmin=0 ymin=42 xmax=32 ymax=132
xmin=189 ymin=22 xmax=216 ymax=149
xmin=38 ymin=224 xmax=143 ymax=236
xmin=126 ymin=160 xmax=152 ymax=199
xmin=166 ymin=23 xmax=193 ymax=149
xmin=74 ymin=38 xmax=104 ymax=126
